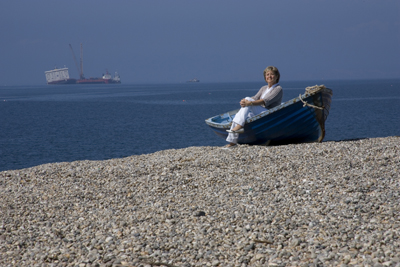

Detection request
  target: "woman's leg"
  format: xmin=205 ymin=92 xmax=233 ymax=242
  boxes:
xmin=226 ymin=121 xmax=240 ymax=145
xmin=225 ymin=105 xmax=252 ymax=145
xmin=225 ymin=97 xmax=267 ymax=145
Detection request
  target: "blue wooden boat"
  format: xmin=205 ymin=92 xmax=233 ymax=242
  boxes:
xmin=205 ymin=85 xmax=333 ymax=146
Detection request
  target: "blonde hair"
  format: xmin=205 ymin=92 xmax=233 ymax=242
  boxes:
xmin=263 ymin=66 xmax=280 ymax=83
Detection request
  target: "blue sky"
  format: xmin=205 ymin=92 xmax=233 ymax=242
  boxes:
xmin=1 ymin=0 xmax=399 ymax=85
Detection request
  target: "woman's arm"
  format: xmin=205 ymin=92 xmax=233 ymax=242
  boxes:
xmin=239 ymin=85 xmax=268 ymax=107
xmin=251 ymin=86 xmax=266 ymax=101
xmin=244 ymin=85 xmax=282 ymax=108
xmin=240 ymin=98 xmax=264 ymax=107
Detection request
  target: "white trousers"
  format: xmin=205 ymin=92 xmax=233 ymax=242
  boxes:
xmin=226 ymin=97 xmax=267 ymax=144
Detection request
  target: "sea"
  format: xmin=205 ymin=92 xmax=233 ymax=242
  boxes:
xmin=1 ymin=79 xmax=399 ymax=172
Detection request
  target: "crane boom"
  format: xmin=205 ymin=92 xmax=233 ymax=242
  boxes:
xmin=69 ymin=44 xmax=84 ymax=79
xmin=80 ymin=43 xmax=84 ymax=80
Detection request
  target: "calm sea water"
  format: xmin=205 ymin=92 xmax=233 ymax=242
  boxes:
xmin=1 ymin=80 xmax=399 ymax=171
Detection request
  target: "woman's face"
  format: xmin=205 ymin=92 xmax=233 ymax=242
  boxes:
xmin=265 ymin=70 xmax=278 ymax=85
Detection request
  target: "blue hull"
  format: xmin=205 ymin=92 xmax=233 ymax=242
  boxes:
xmin=205 ymin=86 xmax=333 ymax=145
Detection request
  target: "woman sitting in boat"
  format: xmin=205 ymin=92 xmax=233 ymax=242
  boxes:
xmin=225 ymin=66 xmax=283 ymax=148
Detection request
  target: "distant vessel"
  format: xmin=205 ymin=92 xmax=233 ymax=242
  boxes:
xmin=44 ymin=67 xmax=77 ymax=84
xmin=187 ymin=78 xmax=200 ymax=83
xmin=70 ymin=43 xmax=121 ymax=84
xmin=45 ymin=44 xmax=121 ymax=85
xmin=76 ymin=70 xmax=121 ymax=84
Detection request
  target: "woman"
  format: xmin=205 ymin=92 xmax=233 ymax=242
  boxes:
xmin=224 ymin=66 xmax=283 ymax=148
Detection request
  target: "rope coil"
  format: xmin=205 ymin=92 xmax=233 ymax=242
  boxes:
xmin=305 ymin=84 xmax=326 ymax=93
xmin=299 ymin=85 xmax=326 ymax=110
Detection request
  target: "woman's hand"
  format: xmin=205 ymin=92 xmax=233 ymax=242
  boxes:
xmin=240 ymin=99 xmax=252 ymax=107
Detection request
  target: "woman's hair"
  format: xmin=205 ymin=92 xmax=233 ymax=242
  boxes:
xmin=263 ymin=66 xmax=280 ymax=83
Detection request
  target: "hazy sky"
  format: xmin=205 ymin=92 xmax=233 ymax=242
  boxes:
xmin=1 ymin=0 xmax=399 ymax=85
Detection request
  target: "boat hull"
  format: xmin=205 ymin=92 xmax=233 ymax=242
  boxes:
xmin=205 ymin=86 xmax=333 ymax=146
xmin=47 ymin=78 xmax=77 ymax=85
xmin=76 ymin=78 xmax=121 ymax=84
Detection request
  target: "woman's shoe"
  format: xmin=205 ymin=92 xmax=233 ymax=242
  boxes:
xmin=226 ymin=128 xmax=244 ymax=134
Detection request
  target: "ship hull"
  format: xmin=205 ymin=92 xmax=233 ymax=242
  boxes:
xmin=47 ymin=78 xmax=77 ymax=85
xmin=76 ymin=78 xmax=121 ymax=84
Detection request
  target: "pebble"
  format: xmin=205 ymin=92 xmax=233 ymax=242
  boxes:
xmin=1 ymin=136 xmax=399 ymax=266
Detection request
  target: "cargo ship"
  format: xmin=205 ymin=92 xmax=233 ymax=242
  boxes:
xmin=76 ymin=70 xmax=121 ymax=84
xmin=45 ymin=43 xmax=121 ymax=85
xmin=44 ymin=67 xmax=77 ymax=84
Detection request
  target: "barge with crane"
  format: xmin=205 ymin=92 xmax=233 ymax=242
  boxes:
xmin=44 ymin=43 xmax=121 ymax=85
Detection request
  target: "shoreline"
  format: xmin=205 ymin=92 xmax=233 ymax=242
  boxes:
xmin=1 ymin=136 xmax=399 ymax=266
xmin=1 ymin=136 xmax=398 ymax=173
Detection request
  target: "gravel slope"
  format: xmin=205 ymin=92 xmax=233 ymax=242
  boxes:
xmin=1 ymin=136 xmax=399 ymax=267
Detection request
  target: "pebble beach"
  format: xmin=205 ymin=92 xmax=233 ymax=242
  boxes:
xmin=1 ymin=136 xmax=399 ymax=267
